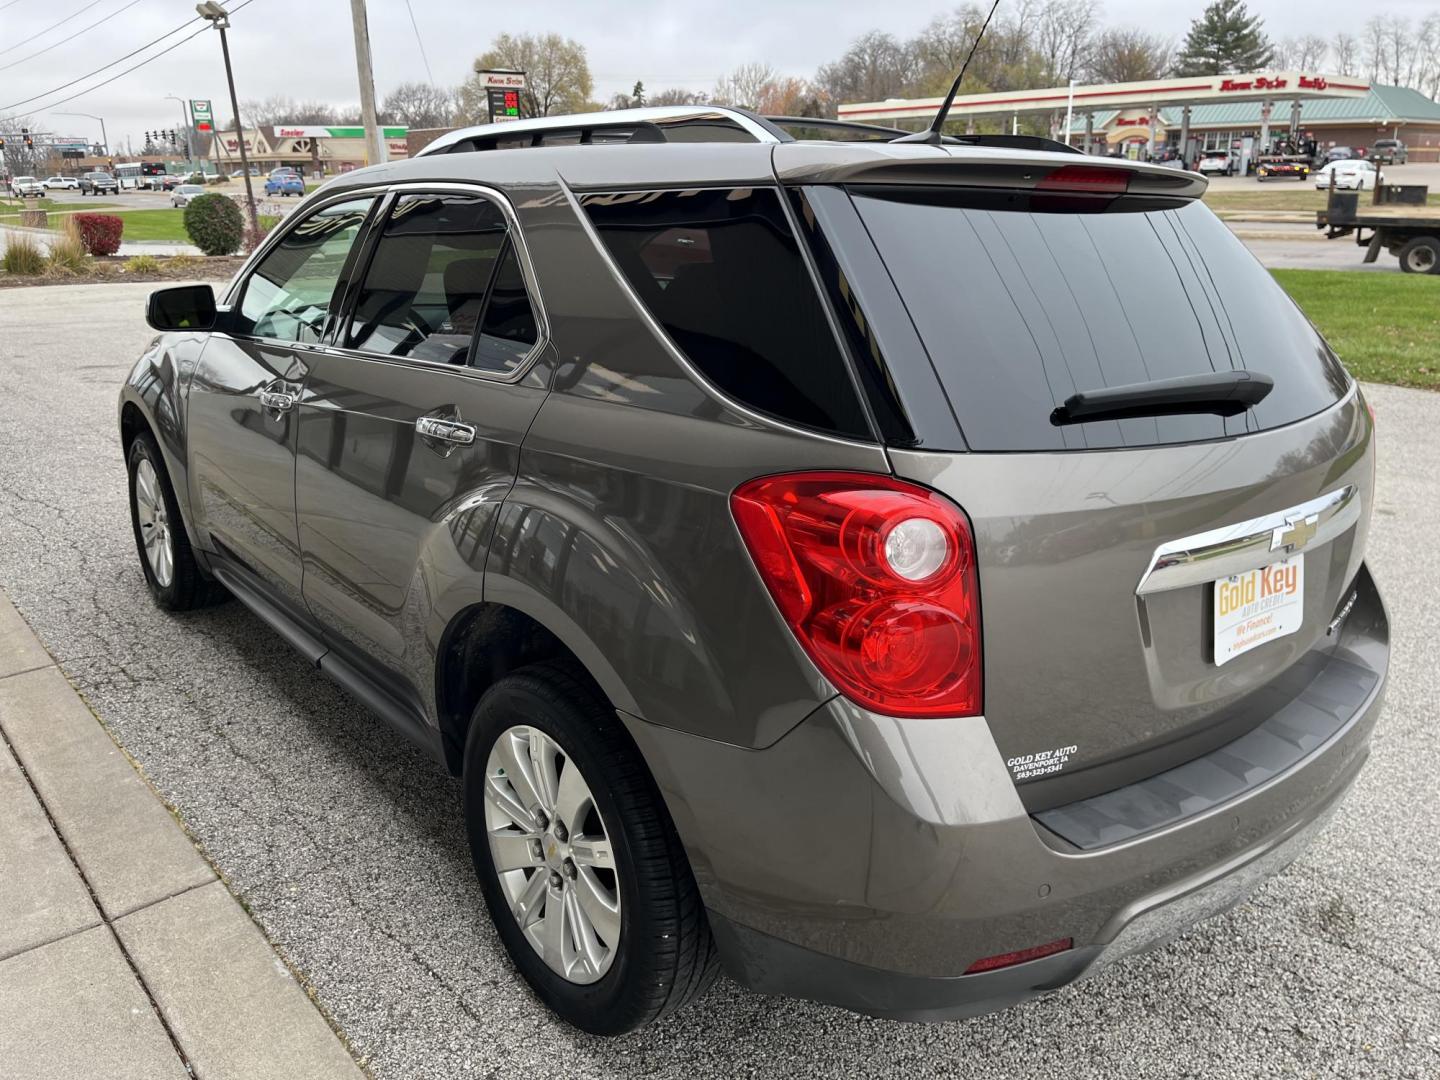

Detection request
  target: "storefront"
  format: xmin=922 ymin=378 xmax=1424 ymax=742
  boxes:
xmin=199 ymin=125 xmax=409 ymax=175
xmin=837 ymin=73 xmax=1434 ymax=165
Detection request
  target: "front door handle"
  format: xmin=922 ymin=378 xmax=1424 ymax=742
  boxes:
xmin=259 ymin=389 xmax=296 ymax=412
xmin=415 ymin=416 xmax=476 ymax=446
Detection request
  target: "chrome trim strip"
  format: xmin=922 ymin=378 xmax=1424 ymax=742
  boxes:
xmin=221 ymin=181 xmax=552 ymax=386
xmin=1135 ymin=485 xmax=1360 ymax=596
xmin=415 ymin=106 xmax=783 ymax=158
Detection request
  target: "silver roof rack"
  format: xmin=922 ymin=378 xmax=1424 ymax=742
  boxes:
xmin=415 ymin=106 xmax=790 ymax=157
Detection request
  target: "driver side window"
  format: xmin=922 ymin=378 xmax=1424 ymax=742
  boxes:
xmin=235 ymin=197 xmax=374 ymax=342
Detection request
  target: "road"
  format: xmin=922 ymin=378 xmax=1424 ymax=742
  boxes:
xmin=0 ymin=283 xmax=1437 ymax=1079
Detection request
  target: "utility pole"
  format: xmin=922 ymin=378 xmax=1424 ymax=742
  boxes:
xmin=196 ymin=2 xmax=259 ymax=234
xmin=349 ymin=0 xmax=387 ymax=167
xmin=53 ymin=111 xmax=109 ymax=156
xmin=165 ymin=95 xmax=194 ymax=164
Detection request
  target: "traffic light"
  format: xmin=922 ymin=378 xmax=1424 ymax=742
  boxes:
xmin=22 ymin=128 xmax=33 ymax=148
xmin=0 ymin=137 xmax=6 ymax=150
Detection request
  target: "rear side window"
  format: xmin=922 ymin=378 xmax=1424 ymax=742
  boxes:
xmin=345 ymin=194 xmax=539 ymax=373
xmin=847 ymin=189 xmax=1350 ymax=451
xmin=581 ymin=187 xmax=871 ymax=440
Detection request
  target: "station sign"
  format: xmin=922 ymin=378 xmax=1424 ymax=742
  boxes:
xmin=477 ymin=70 xmax=526 ymax=124
xmin=190 ymin=99 xmax=214 ymax=133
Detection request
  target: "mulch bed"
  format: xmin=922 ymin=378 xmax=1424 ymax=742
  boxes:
xmin=0 ymin=255 xmax=247 ymax=289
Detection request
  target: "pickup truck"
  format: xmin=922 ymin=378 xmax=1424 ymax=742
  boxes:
xmin=9 ymin=176 xmax=45 ymax=198
xmin=78 ymin=172 xmax=119 ymax=196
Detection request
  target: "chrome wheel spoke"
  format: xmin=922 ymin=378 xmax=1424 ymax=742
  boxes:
xmin=133 ymin=459 xmax=174 ymax=587
xmin=494 ymin=730 xmax=548 ymax=819
xmin=564 ymin=885 xmax=605 ymax=974
xmin=511 ymin=868 xmax=548 ymax=928
xmin=484 ymin=773 xmax=540 ymax=833
xmin=553 ymin=757 xmax=594 ymax=837
xmin=572 ymin=865 xmax=621 ymax=947
xmin=568 ymin=836 xmax=615 ymax=871
xmin=537 ymin=882 xmax=568 ymax=973
xmin=489 ymin=829 xmax=542 ymax=873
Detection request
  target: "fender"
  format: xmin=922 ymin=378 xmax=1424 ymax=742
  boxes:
xmin=117 ymin=330 xmax=211 ymax=553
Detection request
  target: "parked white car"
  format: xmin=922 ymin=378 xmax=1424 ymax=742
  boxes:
xmin=170 ymin=184 xmax=206 ymax=208
xmin=43 ymin=175 xmax=80 ymax=191
xmin=1197 ymin=153 xmax=1234 ymax=176
xmin=1315 ymin=159 xmax=1384 ymax=191
xmin=9 ymin=176 xmax=45 ymax=198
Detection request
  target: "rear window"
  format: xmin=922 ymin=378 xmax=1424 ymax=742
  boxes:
xmin=846 ymin=189 xmax=1350 ymax=451
xmin=581 ymin=187 xmax=871 ymax=439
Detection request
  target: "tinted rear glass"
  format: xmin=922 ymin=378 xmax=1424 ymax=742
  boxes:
xmin=582 ymin=187 xmax=871 ymax=439
xmin=849 ymin=189 xmax=1350 ymax=451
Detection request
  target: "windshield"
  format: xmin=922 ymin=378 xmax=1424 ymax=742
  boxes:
xmin=845 ymin=188 xmax=1351 ymax=451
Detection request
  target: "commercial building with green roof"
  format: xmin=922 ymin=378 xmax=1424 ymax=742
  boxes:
xmin=1068 ymin=85 xmax=1440 ymax=162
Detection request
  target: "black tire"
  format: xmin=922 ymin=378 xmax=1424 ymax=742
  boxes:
xmin=462 ymin=661 xmax=717 ymax=1035
xmin=126 ymin=433 xmax=227 ymax=611
xmin=1398 ymin=236 xmax=1440 ymax=275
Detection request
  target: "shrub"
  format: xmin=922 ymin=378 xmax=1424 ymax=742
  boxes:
xmin=242 ymin=217 xmax=275 ymax=254
xmin=126 ymin=253 xmax=162 ymax=274
xmin=1 ymin=231 xmax=46 ymax=275
xmin=47 ymin=218 xmax=88 ymax=274
xmin=72 ymin=212 xmax=124 ymax=256
xmin=183 ymin=193 xmax=245 ymax=256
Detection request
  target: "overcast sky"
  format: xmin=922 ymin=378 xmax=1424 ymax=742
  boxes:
xmin=3 ymin=0 xmax=1438 ymax=148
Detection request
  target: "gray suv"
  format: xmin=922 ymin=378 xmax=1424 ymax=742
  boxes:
xmin=119 ymin=106 xmax=1388 ymax=1035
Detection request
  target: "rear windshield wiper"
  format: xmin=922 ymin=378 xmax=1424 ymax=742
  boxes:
xmin=1050 ymin=371 xmax=1274 ymax=426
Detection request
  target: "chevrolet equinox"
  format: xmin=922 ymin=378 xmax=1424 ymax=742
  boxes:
xmin=119 ymin=106 xmax=1389 ymax=1035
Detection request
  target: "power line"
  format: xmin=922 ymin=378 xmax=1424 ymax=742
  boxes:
xmin=0 ymin=0 xmax=146 ymax=74
xmin=1 ymin=13 xmax=203 ymax=113
xmin=25 ymin=0 xmax=258 ymax=116
xmin=0 ymin=0 xmax=110 ymax=58
xmin=0 ymin=0 xmax=31 ymax=12
xmin=402 ymin=0 xmax=434 ymax=86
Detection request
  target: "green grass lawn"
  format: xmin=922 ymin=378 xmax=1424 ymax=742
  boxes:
xmin=1274 ymin=269 xmax=1440 ymax=390
xmin=105 ymin=208 xmax=279 ymax=243
xmin=1205 ymin=188 xmax=1440 ymax=214
xmin=0 ymin=197 xmax=119 ymax=216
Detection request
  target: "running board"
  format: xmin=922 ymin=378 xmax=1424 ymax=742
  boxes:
xmin=207 ymin=557 xmax=446 ymax=766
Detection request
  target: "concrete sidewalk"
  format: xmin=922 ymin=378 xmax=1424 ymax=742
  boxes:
xmin=0 ymin=592 xmax=366 ymax=1080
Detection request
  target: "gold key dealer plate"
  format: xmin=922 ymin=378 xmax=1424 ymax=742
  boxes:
xmin=1213 ymin=555 xmax=1304 ymax=667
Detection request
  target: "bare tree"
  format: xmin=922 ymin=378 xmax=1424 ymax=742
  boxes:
xmin=1331 ymin=33 xmax=1359 ymax=76
xmin=1085 ymin=28 xmax=1171 ymax=83
xmin=647 ymin=87 xmax=710 ymax=107
xmin=815 ymin=31 xmax=916 ymax=108
xmin=712 ymin=62 xmax=779 ymax=108
xmin=241 ymin=97 xmax=341 ymax=127
xmin=1034 ymin=0 xmax=1099 ymax=84
xmin=380 ymin=81 xmax=454 ymax=129
xmin=1361 ymin=16 xmax=1388 ymax=82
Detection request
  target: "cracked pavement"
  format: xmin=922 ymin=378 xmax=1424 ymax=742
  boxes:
xmin=0 ymin=281 xmax=1437 ymax=1079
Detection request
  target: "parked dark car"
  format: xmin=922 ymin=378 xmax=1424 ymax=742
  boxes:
xmin=1324 ymin=146 xmax=1355 ymax=164
xmin=1371 ymin=139 xmax=1407 ymax=165
xmin=79 ymin=171 xmax=119 ymax=196
xmin=119 ymin=105 xmax=1389 ymax=1036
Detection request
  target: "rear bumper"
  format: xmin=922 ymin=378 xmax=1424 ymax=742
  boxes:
xmin=623 ymin=565 xmax=1387 ymax=1020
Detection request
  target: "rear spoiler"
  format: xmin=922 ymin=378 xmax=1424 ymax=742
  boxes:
xmin=773 ymin=144 xmax=1207 ymax=201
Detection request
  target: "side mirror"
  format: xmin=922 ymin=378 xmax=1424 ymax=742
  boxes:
xmin=146 ymin=284 xmax=217 ymax=332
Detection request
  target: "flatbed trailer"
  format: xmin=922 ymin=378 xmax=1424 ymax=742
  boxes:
xmin=1317 ymin=194 xmax=1440 ymax=274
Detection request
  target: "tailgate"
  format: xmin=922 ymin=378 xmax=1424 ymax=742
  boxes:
xmin=889 ymin=392 xmax=1374 ymax=807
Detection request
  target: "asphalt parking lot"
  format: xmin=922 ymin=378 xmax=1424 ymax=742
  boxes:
xmin=0 ymin=282 xmax=1436 ymax=1079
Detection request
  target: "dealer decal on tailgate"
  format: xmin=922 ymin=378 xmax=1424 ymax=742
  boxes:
xmin=1214 ymin=555 xmax=1304 ymax=666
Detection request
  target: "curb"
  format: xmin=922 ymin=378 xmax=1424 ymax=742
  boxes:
xmin=0 ymin=590 xmax=368 ymax=1080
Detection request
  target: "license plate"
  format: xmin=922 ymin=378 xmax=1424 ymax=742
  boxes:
xmin=1213 ymin=556 xmax=1304 ymax=666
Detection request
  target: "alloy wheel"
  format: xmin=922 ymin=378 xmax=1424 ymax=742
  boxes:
xmin=133 ymin=458 xmax=174 ymax=588
xmin=483 ymin=725 xmax=621 ymax=984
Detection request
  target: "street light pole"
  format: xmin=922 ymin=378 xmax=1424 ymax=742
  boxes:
xmin=165 ymin=95 xmax=194 ymax=164
xmin=53 ymin=111 xmax=108 ymax=156
xmin=348 ymin=0 xmax=387 ymax=166
xmin=196 ymin=2 xmax=259 ymax=234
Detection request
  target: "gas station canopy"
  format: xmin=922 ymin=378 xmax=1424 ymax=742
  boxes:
xmin=839 ymin=72 xmax=1372 ymax=126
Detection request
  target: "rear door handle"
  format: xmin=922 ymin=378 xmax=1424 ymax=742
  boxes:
xmin=415 ymin=416 xmax=476 ymax=446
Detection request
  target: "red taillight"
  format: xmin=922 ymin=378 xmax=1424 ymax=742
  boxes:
xmin=1036 ymin=164 xmax=1130 ymax=194
xmin=964 ymin=937 xmax=1073 ymax=974
xmin=730 ymin=471 xmax=982 ymax=718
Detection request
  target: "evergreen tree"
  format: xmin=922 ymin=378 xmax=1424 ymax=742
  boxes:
xmin=1171 ymin=0 xmax=1274 ymax=76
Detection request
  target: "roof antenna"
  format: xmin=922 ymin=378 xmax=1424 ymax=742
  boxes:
xmin=893 ymin=0 xmax=1002 ymax=145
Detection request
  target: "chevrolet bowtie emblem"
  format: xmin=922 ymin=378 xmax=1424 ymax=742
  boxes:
xmin=1271 ymin=513 xmax=1319 ymax=553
